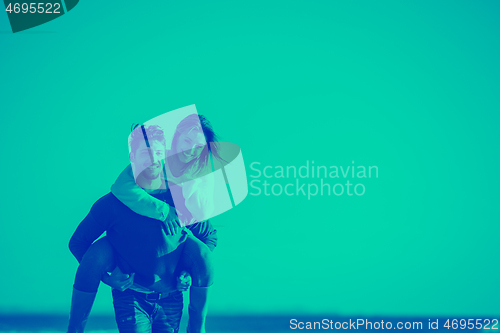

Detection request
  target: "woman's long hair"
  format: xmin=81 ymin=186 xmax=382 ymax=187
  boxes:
xmin=170 ymin=114 xmax=225 ymax=177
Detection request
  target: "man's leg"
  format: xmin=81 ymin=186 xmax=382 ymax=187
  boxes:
xmin=112 ymin=289 xmax=154 ymax=333
xmin=152 ymin=291 xmax=184 ymax=333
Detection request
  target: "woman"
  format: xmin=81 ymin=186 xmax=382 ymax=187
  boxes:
xmin=67 ymin=114 xmax=223 ymax=333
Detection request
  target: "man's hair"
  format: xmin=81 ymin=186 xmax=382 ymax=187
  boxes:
xmin=129 ymin=124 xmax=166 ymax=155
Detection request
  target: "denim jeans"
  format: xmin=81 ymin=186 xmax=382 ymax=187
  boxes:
xmin=112 ymin=288 xmax=183 ymax=333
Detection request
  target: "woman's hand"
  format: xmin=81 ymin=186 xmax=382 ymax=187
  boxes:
xmin=177 ymin=271 xmax=192 ymax=291
xmin=102 ymin=266 xmax=135 ymax=291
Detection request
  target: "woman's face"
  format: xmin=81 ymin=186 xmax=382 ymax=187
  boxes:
xmin=175 ymin=128 xmax=206 ymax=163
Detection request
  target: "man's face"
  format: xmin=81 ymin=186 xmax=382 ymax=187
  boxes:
xmin=132 ymin=140 xmax=166 ymax=180
xmin=175 ymin=128 xmax=206 ymax=163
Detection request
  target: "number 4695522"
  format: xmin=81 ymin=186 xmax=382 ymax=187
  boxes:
xmin=5 ymin=3 xmax=61 ymax=14
xmin=443 ymin=319 xmax=498 ymax=330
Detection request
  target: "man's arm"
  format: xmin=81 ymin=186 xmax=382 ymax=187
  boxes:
xmin=69 ymin=194 xmax=140 ymax=291
xmin=186 ymin=219 xmax=218 ymax=251
xmin=68 ymin=196 xmax=110 ymax=263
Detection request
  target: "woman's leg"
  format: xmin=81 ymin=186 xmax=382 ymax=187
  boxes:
xmin=68 ymin=236 xmax=116 ymax=333
xmin=177 ymin=235 xmax=214 ymax=333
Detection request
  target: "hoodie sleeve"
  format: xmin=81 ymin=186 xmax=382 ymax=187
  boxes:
xmin=111 ymin=164 xmax=170 ymax=221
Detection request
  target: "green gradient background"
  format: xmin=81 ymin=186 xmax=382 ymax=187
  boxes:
xmin=0 ymin=0 xmax=499 ymax=318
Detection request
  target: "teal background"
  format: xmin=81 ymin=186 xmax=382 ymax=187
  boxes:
xmin=0 ymin=0 xmax=499 ymax=318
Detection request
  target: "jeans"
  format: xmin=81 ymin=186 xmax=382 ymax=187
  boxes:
xmin=112 ymin=288 xmax=183 ymax=333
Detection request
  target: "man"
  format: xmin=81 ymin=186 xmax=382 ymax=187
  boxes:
xmin=68 ymin=124 xmax=216 ymax=333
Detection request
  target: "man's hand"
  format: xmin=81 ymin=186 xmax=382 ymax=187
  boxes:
xmin=177 ymin=271 xmax=192 ymax=292
xmin=163 ymin=205 xmax=181 ymax=235
xmin=102 ymin=266 xmax=135 ymax=291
